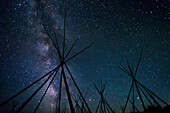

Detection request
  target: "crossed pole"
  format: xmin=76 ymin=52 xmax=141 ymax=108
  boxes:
xmin=119 ymin=47 xmax=168 ymax=113
xmin=93 ymin=80 xmax=114 ymax=113
xmin=0 ymin=7 xmax=93 ymax=113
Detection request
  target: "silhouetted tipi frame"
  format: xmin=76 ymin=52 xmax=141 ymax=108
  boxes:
xmin=80 ymin=88 xmax=90 ymax=113
xmin=119 ymin=47 xmax=168 ymax=113
xmin=0 ymin=7 xmax=93 ymax=113
xmin=93 ymin=79 xmax=115 ymax=113
xmin=71 ymin=87 xmax=89 ymax=113
xmin=72 ymin=95 xmax=83 ymax=113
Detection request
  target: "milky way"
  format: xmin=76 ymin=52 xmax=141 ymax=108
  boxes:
xmin=0 ymin=0 xmax=169 ymax=113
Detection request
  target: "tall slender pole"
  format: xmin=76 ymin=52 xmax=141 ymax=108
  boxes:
xmin=103 ymin=101 xmax=107 ymax=113
xmin=100 ymin=99 xmax=103 ymax=112
xmin=137 ymin=81 xmax=161 ymax=107
xmin=132 ymin=82 xmax=135 ymax=112
xmin=63 ymin=7 xmax=66 ymax=57
xmin=64 ymin=38 xmax=78 ymax=59
xmin=123 ymin=81 xmax=133 ymax=113
xmin=34 ymin=69 xmax=59 ymax=113
xmin=65 ymin=43 xmax=94 ymax=63
xmin=134 ymin=47 xmax=143 ymax=77
xmin=129 ymin=99 xmax=140 ymax=112
xmin=103 ymin=98 xmax=114 ymax=113
xmin=105 ymin=104 xmax=111 ymax=113
xmin=137 ymin=80 xmax=168 ymax=106
xmin=137 ymin=83 xmax=153 ymax=106
xmin=96 ymin=99 xmax=101 ymax=113
xmin=16 ymin=71 xmax=55 ymax=113
xmin=58 ymin=70 xmax=63 ymax=113
xmin=61 ymin=66 xmax=75 ymax=113
xmin=65 ymin=64 xmax=92 ymax=113
xmin=135 ymin=81 xmax=146 ymax=110
xmin=0 ymin=66 xmax=58 ymax=107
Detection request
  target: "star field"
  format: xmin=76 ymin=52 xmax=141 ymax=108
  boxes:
xmin=0 ymin=0 xmax=169 ymax=113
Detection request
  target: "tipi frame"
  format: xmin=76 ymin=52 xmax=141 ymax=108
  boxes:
xmin=93 ymin=80 xmax=115 ymax=113
xmin=0 ymin=7 xmax=93 ymax=113
xmin=119 ymin=47 xmax=168 ymax=113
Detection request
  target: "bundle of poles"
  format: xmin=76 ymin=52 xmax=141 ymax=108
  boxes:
xmin=0 ymin=4 xmax=169 ymax=113
xmin=119 ymin=47 xmax=168 ymax=113
xmin=0 ymin=7 xmax=93 ymax=113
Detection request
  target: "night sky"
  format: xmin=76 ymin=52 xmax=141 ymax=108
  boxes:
xmin=0 ymin=0 xmax=169 ymax=113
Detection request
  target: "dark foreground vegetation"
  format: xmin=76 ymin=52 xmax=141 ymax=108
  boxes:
xmin=131 ymin=105 xmax=170 ymax=113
